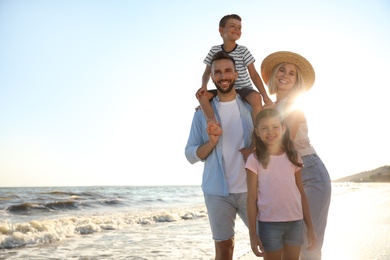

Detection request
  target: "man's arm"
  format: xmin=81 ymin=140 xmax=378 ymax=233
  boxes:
xmin=185 ymin=112 xmax=219 ymax=163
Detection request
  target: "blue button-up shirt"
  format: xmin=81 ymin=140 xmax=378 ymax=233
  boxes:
xmin=185 ymin=94 xmax=253 ymax=196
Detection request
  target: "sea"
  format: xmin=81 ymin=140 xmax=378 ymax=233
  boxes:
xmin=1 ymin=183 xmax=389 ymax=260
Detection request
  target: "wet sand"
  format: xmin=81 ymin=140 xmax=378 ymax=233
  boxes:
xmin=237 ymin=183 xmax=390 ymax=260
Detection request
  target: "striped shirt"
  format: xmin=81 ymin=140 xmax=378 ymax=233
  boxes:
xmin=204 ymin=44 xmax=255 ymax=90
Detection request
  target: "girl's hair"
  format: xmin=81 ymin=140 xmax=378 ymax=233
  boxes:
xmin=267 ymin=63 xmax=305 ymax=96
xmin=253 ymin=108 xmax=303 ymax=169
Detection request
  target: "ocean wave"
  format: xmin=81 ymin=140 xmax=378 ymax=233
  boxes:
xmin=4 ymin=197 xmax=127 ymax=215
xmin=6 ymin=203 xmax=52 ymax=215
xmin=41 ymin=190 xmax=99 ymax=198
xmin=0 ymin=207 xmax=207 ymax=249
xmin=6 ymin=200 xmax=82 ymax=215
xmin=0 ymin=194 xmax=20 ymax=201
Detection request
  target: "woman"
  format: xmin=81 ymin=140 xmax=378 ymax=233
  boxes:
xmin=260 ymin=51 xmax=332 ymax=260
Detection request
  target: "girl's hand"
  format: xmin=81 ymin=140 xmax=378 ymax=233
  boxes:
xmin=250 ymin=236 xmax=264 ymax=257
xmin=306 ymin=228 xmax=317 ymax=251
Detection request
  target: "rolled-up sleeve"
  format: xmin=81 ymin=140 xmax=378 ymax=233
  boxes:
xmin=185 ymin=111 xmax=206 ymax=164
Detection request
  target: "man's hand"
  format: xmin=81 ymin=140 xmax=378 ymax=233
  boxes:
xmin=239 ymin=147 xmax=254 ymax=161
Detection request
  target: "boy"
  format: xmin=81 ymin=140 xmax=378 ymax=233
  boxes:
xmin=196 ymin=14 xmax=272 ymax=133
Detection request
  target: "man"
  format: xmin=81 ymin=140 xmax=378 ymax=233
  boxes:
xmin=185 ymin=51 xmax=254 ymax=260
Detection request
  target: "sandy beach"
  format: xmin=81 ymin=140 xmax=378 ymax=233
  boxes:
xmin=237 ymin=183 xmax=390 ymax=260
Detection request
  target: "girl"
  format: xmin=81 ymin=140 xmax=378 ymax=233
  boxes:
xmin=261 ymin=51 xmax=332 ymax=260
xmin=246 ymin=109 xmax=316 ymax=260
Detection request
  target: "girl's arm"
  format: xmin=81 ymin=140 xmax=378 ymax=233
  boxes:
xmin=246 ymin=169 xmax=264 ymax=257
xmin=295 ymin=169 xmax=317 ymax=250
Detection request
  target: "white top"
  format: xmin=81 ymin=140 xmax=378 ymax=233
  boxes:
xmin=275 ymin=98 xmax=316 ymax=156
xmin=218 ymin=99 xmax=246 ymax=193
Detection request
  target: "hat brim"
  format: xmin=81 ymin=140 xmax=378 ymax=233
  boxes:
xmin=261 ymin=51 xmax=315 ymax=90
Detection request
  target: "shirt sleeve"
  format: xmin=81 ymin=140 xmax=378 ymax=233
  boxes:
xmin=185 ymin=111 xmax=205 ymax=164
xmin=241 ymin=46 xmax=255 ymax=67
xmin=245 ymin=153 xmax=259 ymax=174
xmin=203 ymin=45 xmax=221 ymax=66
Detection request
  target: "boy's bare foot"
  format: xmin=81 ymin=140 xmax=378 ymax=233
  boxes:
xmin=207 ymin=118 xmax=222 ymax=136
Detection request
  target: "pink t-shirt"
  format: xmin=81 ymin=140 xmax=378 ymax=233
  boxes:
xmin=245 ymin=153 xmax=303 ymax=222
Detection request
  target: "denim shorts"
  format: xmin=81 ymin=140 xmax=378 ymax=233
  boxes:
xmin=258 ymin=220 xmax=304 ymax=252
xmin=204 ymin=193 xmax=248 ymax=241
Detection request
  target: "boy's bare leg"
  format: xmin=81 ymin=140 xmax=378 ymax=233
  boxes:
xmin=198 ymin=92 xmax=216 ymax=120
xmin=199 ymin=92 xmax=222 ymax=136
xmin=207 ymin=119 xmax=222 ymax=136
xmin=215 ymin=237 xmax=234 ymax=260
xmin=245 ymin=92 xmax=263 ymax=124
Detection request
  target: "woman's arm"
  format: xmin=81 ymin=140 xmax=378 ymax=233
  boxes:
xmin=284 ymin=107 xmax=306 ymax=140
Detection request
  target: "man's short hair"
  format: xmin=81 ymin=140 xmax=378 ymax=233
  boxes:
xmin=210 ymin=51 xmax=236 ymax=69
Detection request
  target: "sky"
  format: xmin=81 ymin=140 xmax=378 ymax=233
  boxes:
xmin=0 ymin=0 xmax=389 ymax=187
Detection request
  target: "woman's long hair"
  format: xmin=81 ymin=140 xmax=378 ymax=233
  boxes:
xmin=253 ymin=109 xmax=303 ymax=169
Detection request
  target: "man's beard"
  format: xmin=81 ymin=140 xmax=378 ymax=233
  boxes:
xmin=214 ymin=80 xmax=235 ymax=93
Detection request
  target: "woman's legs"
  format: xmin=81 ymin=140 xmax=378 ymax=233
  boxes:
xmin=301 ymin=154 xmax=332 ymax=260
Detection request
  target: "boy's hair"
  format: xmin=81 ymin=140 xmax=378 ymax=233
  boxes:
xmin=210 ymin=51 xmax=236 ymax=68
xmin=253 ymin=108 xmax=303 ymax=169
xmin=219 ymin=14 xmax=241 ymax=28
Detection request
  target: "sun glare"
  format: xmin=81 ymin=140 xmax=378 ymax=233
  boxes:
xmin=289 ymin=93 xmax=311 ymax=112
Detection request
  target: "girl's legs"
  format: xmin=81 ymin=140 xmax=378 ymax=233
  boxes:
xmin=282 ymin=244 xmax=301 ymax=259
xmin=264 ymin=250 xmax=282 ymax=260
xmin=263 ymin=245 xmax=301 ymax=260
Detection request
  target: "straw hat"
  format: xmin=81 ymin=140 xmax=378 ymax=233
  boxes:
xmin=261 ymin=51 xmax=315 ymax=90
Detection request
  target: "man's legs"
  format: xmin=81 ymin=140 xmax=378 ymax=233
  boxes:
xmin=204 ymin=193 xmax=247 ymax=260
xmin=215 ymin=237 xmax=235 ymax=260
